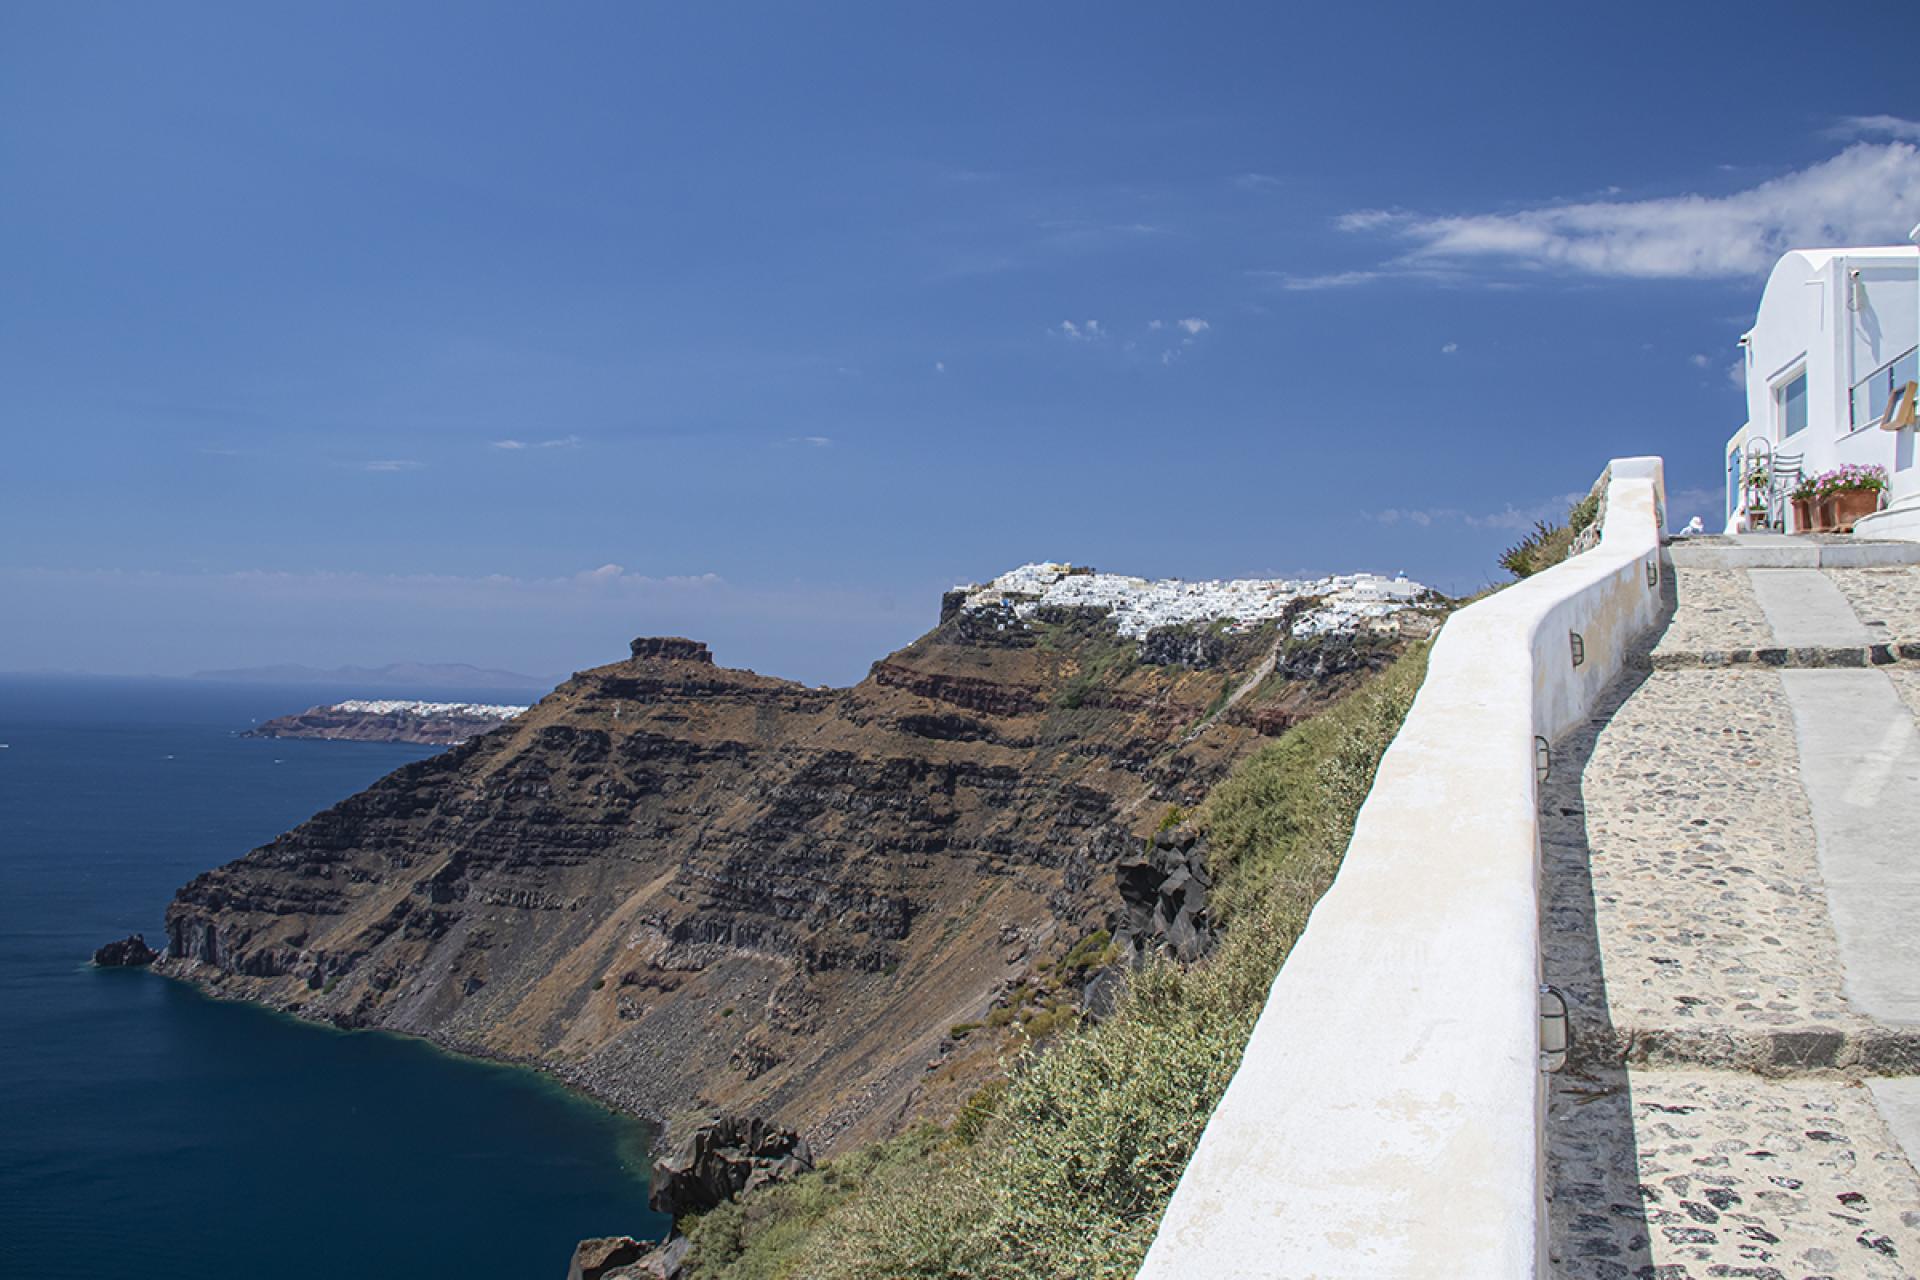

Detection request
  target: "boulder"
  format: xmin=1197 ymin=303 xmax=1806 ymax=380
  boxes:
xmin=92 ymin=933 xmax=159 ymax=967
xmin=648 ymin=1115 xmax=813 ymax=1219
xmin=564 ymin=1233 xmax=690 ymax=1280
xmin=566 ymin=1236 xmax=648 ymax=1280
xmin=1112 ymin=828 xmax=1215 ymax=965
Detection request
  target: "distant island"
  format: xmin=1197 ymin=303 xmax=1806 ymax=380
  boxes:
xmin=243 ymin=699 xmax=529 ymax=745
xmin=193 ymin=660 xmax=553 ymax=694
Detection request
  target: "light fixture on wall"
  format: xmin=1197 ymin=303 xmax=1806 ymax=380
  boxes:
xmin=1539 ymin=985 xmax=1571 ymax=1073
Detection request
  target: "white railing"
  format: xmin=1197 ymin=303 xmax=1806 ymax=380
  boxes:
xmin=1851 ymin=344 xmax=1918 ymax=430
xmin=1138 ymin=457 xmax=1667 ymax=1279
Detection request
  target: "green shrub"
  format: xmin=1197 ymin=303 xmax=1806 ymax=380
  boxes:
xmin=949 ymin=1080 xmax=1006 ymax=1147
xmin=1060 ymin=930 xmax=1111 ymax=971
xmin=1499 ymin=487 xmax=1602 ymax=580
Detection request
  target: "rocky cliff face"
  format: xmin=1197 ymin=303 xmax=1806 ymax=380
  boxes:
xmin=158 ymin=593 xmax=1431 ymax=1154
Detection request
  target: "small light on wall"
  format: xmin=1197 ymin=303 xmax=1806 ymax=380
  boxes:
xmin=1533 ymin=735 xmax=1551 ymax=785
xmin=1647 ymin=558 xmax=1659 ymax=588
xmin=1539 ymin=984 xmax=1572 ymax=1073
xmin=1569 ymin=631 xmax=1585 ymax=667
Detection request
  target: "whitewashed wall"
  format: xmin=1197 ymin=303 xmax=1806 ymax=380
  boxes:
xmin=1741 ymin=247 xmax=1919 ymax=512
xmin=1136 ymin=458 xmax=1666 ymax=1280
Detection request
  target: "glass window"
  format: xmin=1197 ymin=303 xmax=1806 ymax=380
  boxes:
xmin=1780 ymin=372 xmax=1807 ymax=437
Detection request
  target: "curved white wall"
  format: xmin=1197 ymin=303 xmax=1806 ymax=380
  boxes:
xmin=1137 ymin=457 xmax=1666 ymax=1280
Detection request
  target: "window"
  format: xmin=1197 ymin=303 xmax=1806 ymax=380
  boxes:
xmin=1778 ymin=370 xmax=1808 ymax=438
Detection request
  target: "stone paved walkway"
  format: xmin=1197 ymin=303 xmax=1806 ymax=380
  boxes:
xmin=1547 ymin=556 xmax=1920 ymax=1279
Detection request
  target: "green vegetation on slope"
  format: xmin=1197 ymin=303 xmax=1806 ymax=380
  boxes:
xmin=681 ymin=645 xmax=1431 ymax=1280
xmin=1498 ymin=487 xmax=1602 ymax=580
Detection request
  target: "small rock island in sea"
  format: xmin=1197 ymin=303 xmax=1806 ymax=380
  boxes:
xmin=242 ymin=699 xmax=529 ymax=746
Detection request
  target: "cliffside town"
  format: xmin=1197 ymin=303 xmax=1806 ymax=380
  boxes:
xmin=157 ymin=567 xmax=1443 ymax=1154
xmin=244 ymin=699 xmax=529 ymax=746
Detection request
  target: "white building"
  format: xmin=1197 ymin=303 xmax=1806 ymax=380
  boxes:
xmin=1725 ymin=239 xmax=1920 ymax=536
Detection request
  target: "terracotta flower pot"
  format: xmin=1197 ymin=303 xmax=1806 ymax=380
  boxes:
xmin=1830 ymin=488 xmax=1880 ymax=532
xmin=1790 ymin=497 xmax=1812 ymax=532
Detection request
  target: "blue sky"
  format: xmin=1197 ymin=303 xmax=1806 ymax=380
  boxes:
xmin=5 ymin=2 xmax=1919 ymax=685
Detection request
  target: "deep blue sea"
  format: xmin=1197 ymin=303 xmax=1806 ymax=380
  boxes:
xmin=0 ymin=675 xmax=665 ymax=1278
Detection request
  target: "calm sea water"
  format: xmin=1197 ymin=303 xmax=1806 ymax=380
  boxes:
xmin=0 ymin=675 xmax=665 ymax=1279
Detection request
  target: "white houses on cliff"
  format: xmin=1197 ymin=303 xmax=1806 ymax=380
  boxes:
xmin=1725 ymin=239 xmax=1920 ymax=536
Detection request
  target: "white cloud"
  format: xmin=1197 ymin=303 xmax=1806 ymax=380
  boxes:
xmin=1728 ymin=359 xmax=1747 ymax=388
xmin=493 ymin=435 xmax=579 ymax=451
xmin=1232 ymin=172 xmax=1284 ymax=191
xmin=1264 ymin=268 xmax=1411 ymax=291
xmin=787 ymin=435 xmax=832 ymax=448
xmin=363 ymin=459 xmax=422 ymax=472
xmin=1335 ymin=209 xmax=1400 ymax=232
xmin=1441 ymin=342 xmax=1459 ymax=355
xmin=1335 ymin=142 xmax=1920 ymax=281
xmin=1059 ymin=319 xmax=1104 ymax=341
xmin=934 ymin=360 xmax=946 ymax=373
xmin=1147 ymin=319 xmax=1164 ymax=331
xmin=1178 ymin=316 xmax=1209 ymax=335
xmin=1690 ymin=353 xmax=1711 ymax=368
xmin=1830 ymin=115 xmax=1920 ymax=142
xmin=1368 ymin=491 xmax=1586 ymax=532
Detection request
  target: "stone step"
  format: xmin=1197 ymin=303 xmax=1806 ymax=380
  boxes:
xmin=1668 ymin=537 xmax=1920 ymax=570
xmin=1641 ymin=642 xmax=1920 ymax=671
xmin=1540 ymin=668 xmax=1910 ymax=1068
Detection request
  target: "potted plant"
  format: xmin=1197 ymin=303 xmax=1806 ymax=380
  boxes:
xmin=1743 ymin=465 xmax=1771 ymax=530
xmin=1812 ymin=463 xmax=1888 ymax=532
xmin=1790 ymin=475 xmax=1819 ymax=532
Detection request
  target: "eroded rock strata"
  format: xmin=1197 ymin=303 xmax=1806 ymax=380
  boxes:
xmin=158 ymin=586 xmax=1437 ymax=1154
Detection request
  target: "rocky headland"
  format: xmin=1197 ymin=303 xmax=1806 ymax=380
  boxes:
xmin=243 ymin=699 xmax=530 ymax=746
xmin=155 ymin=564 xmax=1442 ymax=1158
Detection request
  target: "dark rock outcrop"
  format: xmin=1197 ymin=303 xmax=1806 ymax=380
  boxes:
xmin=92 ymin=933 xmax=159 ymax=967
xmin=567 ymin=1236 xmax=649 ymax=1280
xmin=649 ymin=1115 xmax=813 ymax=1219
xmin=629 ymin=637 xmax=712 ymax=664
xmin=565 ymin=1233 xmax=690 ymax=1280
xmin=1113 ymin=824 xmax=1215 ymax=964
xmin=1138 ymin=625 xmax=1227 ymax=669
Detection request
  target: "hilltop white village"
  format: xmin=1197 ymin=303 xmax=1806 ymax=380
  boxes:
xmin=952 ymin=562 xmax=1436 ymax=641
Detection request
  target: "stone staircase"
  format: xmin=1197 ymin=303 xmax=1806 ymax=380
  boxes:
xmin=1545 ymin=540 xmax=1920 ymax=1278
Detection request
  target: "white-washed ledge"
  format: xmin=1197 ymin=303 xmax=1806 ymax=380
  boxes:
xmin=1136 ymin=457 xmax=1666 ymax=1280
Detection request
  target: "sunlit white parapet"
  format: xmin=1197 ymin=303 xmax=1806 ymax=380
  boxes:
xmin=950 ymin=562 xmax=1439 ymax=640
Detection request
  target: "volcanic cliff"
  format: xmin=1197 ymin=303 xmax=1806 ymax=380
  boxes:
xmin=157 ymin=570 xmax=1440 ymax=1153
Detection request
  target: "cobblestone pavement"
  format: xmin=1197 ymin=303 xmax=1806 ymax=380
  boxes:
xmin=1549 ymin=1069 xmax=1920 ymax=1279
xmin=1541 ymin=669 xmax=1863 ymax=1053
xmin=1649 ymin=568 xmax=1776 ymax=658
xmin=1830 ymin=567 xmax=1920 ymax=638
xmin=1547 ymin=562 xmax=1920 ymax=1277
